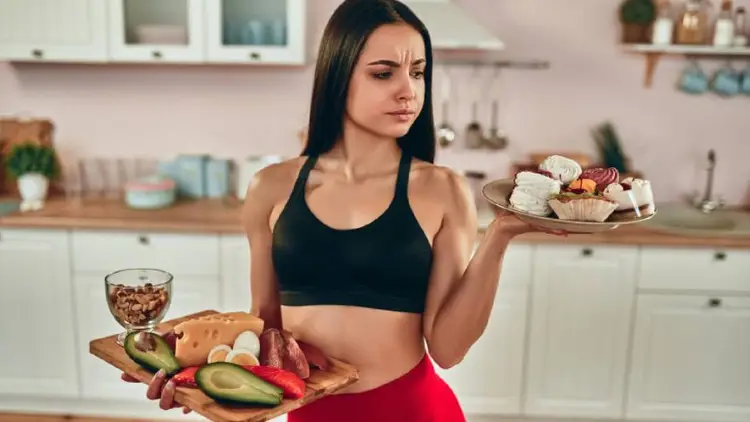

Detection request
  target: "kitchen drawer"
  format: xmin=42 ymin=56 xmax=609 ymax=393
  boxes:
xmin=638 ymin=247 xmax=750 ymax=293
xmin=72 ymin=230 xmax=220 ymax=278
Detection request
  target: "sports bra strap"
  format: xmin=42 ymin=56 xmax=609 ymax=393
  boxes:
xmin=291 ymin=155 xmax=319 ymax=198
xmin=394 ymin=151 xmax=412 ymax=200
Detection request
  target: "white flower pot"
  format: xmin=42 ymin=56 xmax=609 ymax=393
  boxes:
xmin=17 ymin=173 xmax=49 ymax=211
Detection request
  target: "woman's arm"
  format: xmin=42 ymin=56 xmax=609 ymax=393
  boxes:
xmin=422 ymin=171 xmax=547 ymax=369
xmin=241 ymin=169 xmax=284 ymax=331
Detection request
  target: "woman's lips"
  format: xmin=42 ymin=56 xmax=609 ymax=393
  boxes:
xmin=387 ymin=110 xmax=416 ymax=122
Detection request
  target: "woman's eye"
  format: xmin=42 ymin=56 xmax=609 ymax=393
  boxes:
xmin=373 ymin=72 xmax=392 ymax=80
xmin=411 ymin=70 xmax=425 ymax=79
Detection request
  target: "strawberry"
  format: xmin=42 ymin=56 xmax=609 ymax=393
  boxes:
xmin=171 ymin=366 xmax=200 ymax=388
xmin=243 ymin=365 xmax=305 ymax=399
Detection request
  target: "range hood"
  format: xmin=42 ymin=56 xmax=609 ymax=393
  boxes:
xmin=401 ymin=0 xmax=504 ymax=50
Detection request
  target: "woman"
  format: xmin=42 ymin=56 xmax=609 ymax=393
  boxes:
xmin=127 ymin=0 xmax=563 ymax=420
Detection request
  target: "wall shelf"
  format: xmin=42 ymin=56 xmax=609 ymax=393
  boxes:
xmin=622 ymin=44 xmax=750 ymax=88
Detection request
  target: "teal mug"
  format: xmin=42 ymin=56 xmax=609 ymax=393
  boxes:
xmin=678 ymin=62 xmax=709 ymax=95
xmin=711 ymin=64 xmax=741 ymax=97
xmin=741 ymin=66 xmax=750 ymax=95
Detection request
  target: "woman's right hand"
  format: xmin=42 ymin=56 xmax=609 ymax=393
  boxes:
xmin=122 ymin=370 xmax=191 ymax=414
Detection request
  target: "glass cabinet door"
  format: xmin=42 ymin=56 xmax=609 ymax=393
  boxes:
xmin=205 ymin=0 xmax=306 ymax=65
xmin=108 ymin=0 xmax=204 ymax=62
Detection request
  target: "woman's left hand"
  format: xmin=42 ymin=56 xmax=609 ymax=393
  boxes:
xmin=489 ymin=209 xmax=568 ymax=238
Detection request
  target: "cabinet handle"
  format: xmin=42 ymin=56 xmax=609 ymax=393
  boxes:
xmin=152 ymin=50 xmax=163 ymax=59
xmin=31 ymin=49 xmax=43 ymax=59
xmin=708 ymin=298 xmax=722 ymax=307
xmin=714 ymin=252 xmax=727 ymax=261
xmin=138 ymin=235 xmax=149 ymax=245
xmin=581 ymin=248 xmax=593 ymax=257
xmin=249 ymin=52 xmax=261 ymax=60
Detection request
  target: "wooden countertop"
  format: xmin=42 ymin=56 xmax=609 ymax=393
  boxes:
xmin=1 ymin=196 xmax=750 ymax=249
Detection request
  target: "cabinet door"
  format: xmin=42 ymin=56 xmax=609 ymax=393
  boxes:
xmin=221 ymin=235 xmax=251 ymax=313
xmin=205 ymin=0 xmax=306 ymax=64
xmin=108 ymin=0 xmax=204 ymax=62
xmin=75 ymin=273 xmax=220 ymax=401
xmin=435 ymin=243 xmax=532 ymax=415
xmin=0 ymin=229 xmax=79 ymax=398
xmin=627 ymin=294 xmax=750 ymax=422
xmin=0 ymin=0 xmax=107 ymax=62
xmin=524 ymin=244 xmax=638 ymax=419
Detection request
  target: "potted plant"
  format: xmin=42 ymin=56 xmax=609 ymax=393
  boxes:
xmin=619 ymin=0 xmax=657 ymax=44
xmin=3 ymin=142 xmax=60 ymax=211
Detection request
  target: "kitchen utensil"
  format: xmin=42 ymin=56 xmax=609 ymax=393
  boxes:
xmin=124 ymin=175 xmax=176 ymax=209
xmin=236 ymin=155 xmax=284 ymax=200
xmin=105 ymin=268 xmax=173 ymax=346
xmin=465 ymin=102 xmax=484 ymax=149
xmin=482 ymin=178 xmax=657 ymax=234
xmin=484 ymin=100 xmax=508 ymax=150
xmin=436 ymin=101 xmax=456 ymax=148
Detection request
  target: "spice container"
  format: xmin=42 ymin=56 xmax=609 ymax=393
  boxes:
xmin=652 ymin=0 xmax=675 ymax=45
xmin=675 ymin=0 xmax=712 ymax=44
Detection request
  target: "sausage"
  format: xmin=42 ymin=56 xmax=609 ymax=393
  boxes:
xmin=159 ymin=379 xmax=177 ymax=410
xmin=146 ymin=369 xmax=168 ymax=400
xmin=281 ymin=331 xmax=310 ymax=380
xmin=160 ymin=329 xmax=178 ymax=352
xmin=259 ymin=329 xmax=285 ymax=368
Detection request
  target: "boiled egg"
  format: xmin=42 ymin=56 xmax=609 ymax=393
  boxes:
xmin=207 ymin=344 xmax=232 ymax=363
xmin=225 ymin=348 xmax=259 ymax=366
xmin=233 ymin=330 xmax=260 ymax=357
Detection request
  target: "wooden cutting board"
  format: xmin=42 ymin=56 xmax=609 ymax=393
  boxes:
xmin=90 ymin=310 xmax=360 ymax=422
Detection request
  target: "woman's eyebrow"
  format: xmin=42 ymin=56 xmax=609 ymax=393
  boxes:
xmin=366 ymin=58 xmax=426 ymax=67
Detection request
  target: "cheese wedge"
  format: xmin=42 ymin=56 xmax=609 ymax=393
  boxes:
xmin=172 ymin=312 xmax=264 ymax=367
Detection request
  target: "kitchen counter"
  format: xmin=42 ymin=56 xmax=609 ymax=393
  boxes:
xmin=1 ymin=196 xmax=750 ymax=248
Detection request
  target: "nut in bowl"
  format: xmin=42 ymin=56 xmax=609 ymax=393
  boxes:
xmin=482 ymin=155 xmax=657 ymax=234
xmin=105 ymin=268 xmax=173 ymax=346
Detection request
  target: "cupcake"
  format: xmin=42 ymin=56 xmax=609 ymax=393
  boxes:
xmin=548 ymin=191 xmax=618 ymax=222
xmin=603 ymin=177 xmax=655 ymax=221
xmin=509 ymin=170 xmax=562 ymax=216
xmin=539 ymin=155 xmax=583 ymax=184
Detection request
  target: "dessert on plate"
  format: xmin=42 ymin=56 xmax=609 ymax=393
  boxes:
xmin=506 ymin=154 xmax=656 ymax=223
xmin=603 ymin=177 xmax=656 ymax=221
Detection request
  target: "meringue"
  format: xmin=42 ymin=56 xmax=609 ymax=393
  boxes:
xmin=539 ymin=155 xmax=582 ymax=184
xmin=509 ymin=171 xmax=562 ymax=216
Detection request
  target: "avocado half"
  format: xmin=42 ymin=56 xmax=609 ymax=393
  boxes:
xmin=123 ymin=331 xmax=181 ymax=376
xmin=195 ymin=362 xmax=284 ymax=407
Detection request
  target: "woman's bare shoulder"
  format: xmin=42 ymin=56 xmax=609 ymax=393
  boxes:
xmin=241 ymin=156 xmax=307 ymax=227
xmin=410 ymin=159 xmax=472 ymax=201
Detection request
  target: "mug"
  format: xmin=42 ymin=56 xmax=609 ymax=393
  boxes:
xmin=741 ymin=66 xmax=750 ymax=95
xmin=678 ymin=62 xmax=709 ymax=95
xmin=710 ymin=64 xmax=741 ymax=97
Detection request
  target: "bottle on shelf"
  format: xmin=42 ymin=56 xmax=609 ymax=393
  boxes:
xmin=733 ymin=7 xmax=748 ymax=46
xmin=675 ymin=0 xmax=711 ymax=45
xmin=652 ymin=0 xmax=675 ymax=45
xmin=713 ymin=0 xmax=735 ymax=47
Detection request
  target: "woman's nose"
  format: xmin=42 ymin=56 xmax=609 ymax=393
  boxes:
xmin=396 ymin=73 xmax=417 ymax=101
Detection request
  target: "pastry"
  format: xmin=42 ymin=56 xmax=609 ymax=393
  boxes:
xmin=580 ymin=167 xmax=620 ymax=192
xmin=509 ymin=170 xmax=562 ymax=216
xmin=548 ymin=192 xmax=618 ymax=222
xmin=539 ymin=155 xmax=583 ymax=184
xmin=567 ymin=178 xmax=597 ymax=194
xmin=603 ymin=177 xmax=655 ymax=221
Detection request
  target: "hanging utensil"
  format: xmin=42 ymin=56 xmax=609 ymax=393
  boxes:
xmin=435 ymin=65 xmax=455 ymax=148
xmin=483 ymin=68 xmax=509 ymax=150
xmin=465 ymin=66 xmax=485 ymax=149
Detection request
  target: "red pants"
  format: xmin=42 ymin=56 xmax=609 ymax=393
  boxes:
xmin=287 ymin=354 xmax=466 ymax=422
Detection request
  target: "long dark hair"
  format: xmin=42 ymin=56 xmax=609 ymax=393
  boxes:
xmin=301 ymin=0 xmax=436 ymax=164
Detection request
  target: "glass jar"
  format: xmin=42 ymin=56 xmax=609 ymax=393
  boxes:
xmin=675 ymin=0 xmax=713 ymax=44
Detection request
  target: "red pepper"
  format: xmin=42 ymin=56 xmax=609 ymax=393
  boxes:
xmin=243 ymin=365 xmax=306 ymax=399
xmin=171 ymin=366 xmax=200 ymax=388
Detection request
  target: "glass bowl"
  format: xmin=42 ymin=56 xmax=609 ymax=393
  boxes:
xmin=105 ymin=268 xmax=173 ymax=346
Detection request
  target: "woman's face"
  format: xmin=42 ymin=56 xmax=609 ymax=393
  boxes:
xmin=345 ymin=23 xmax=427 ymax=139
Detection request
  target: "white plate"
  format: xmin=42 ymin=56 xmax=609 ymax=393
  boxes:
xmin=482 ymin=178 xmax=657 ymax=234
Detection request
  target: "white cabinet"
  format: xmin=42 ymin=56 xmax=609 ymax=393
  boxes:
xmin=204 ymin=0 xmax=306 ymax=64
xmin=524 ymin=244 xmax=639 ymax=419
xmin=437 ymin=243 xmax=532 ymax=415
xmin=107 ymin=0 xmax=205 ymax=63
xmin=0 ymin=229 xmax=80 ymax=398
xmin=220 ymin=235 xmax=251 ymax=313
xmin=627 ymin=297 xmax=750 ymax=422
xmin=0 ymin=0 xmax=108 ymax=62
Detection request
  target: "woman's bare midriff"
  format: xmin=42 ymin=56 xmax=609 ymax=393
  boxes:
xmin=281 ymin=305 xmax=427 ymax=394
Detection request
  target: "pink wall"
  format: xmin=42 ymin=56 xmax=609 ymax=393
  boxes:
xmin=1 ymin=0 xmax=749 ymax=205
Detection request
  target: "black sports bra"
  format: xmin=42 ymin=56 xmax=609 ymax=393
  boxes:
xmin=271 ymin=151 xmax=433 ymax=314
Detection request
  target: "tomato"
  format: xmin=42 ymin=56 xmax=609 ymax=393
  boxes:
xmin=243 ymin=365 xmax=306 ymax=399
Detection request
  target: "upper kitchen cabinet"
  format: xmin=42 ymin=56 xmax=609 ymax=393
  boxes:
xmin=204 ymin=0 xmax=306 ymax=65
xmin=107 ymin=0 xmax=204 ymax=63
xmin=0 ymin=0 xmax=108 ymax=62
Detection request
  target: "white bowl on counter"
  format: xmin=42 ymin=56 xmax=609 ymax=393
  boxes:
xmin=124 ymin=176 xmax=176 ymax=210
